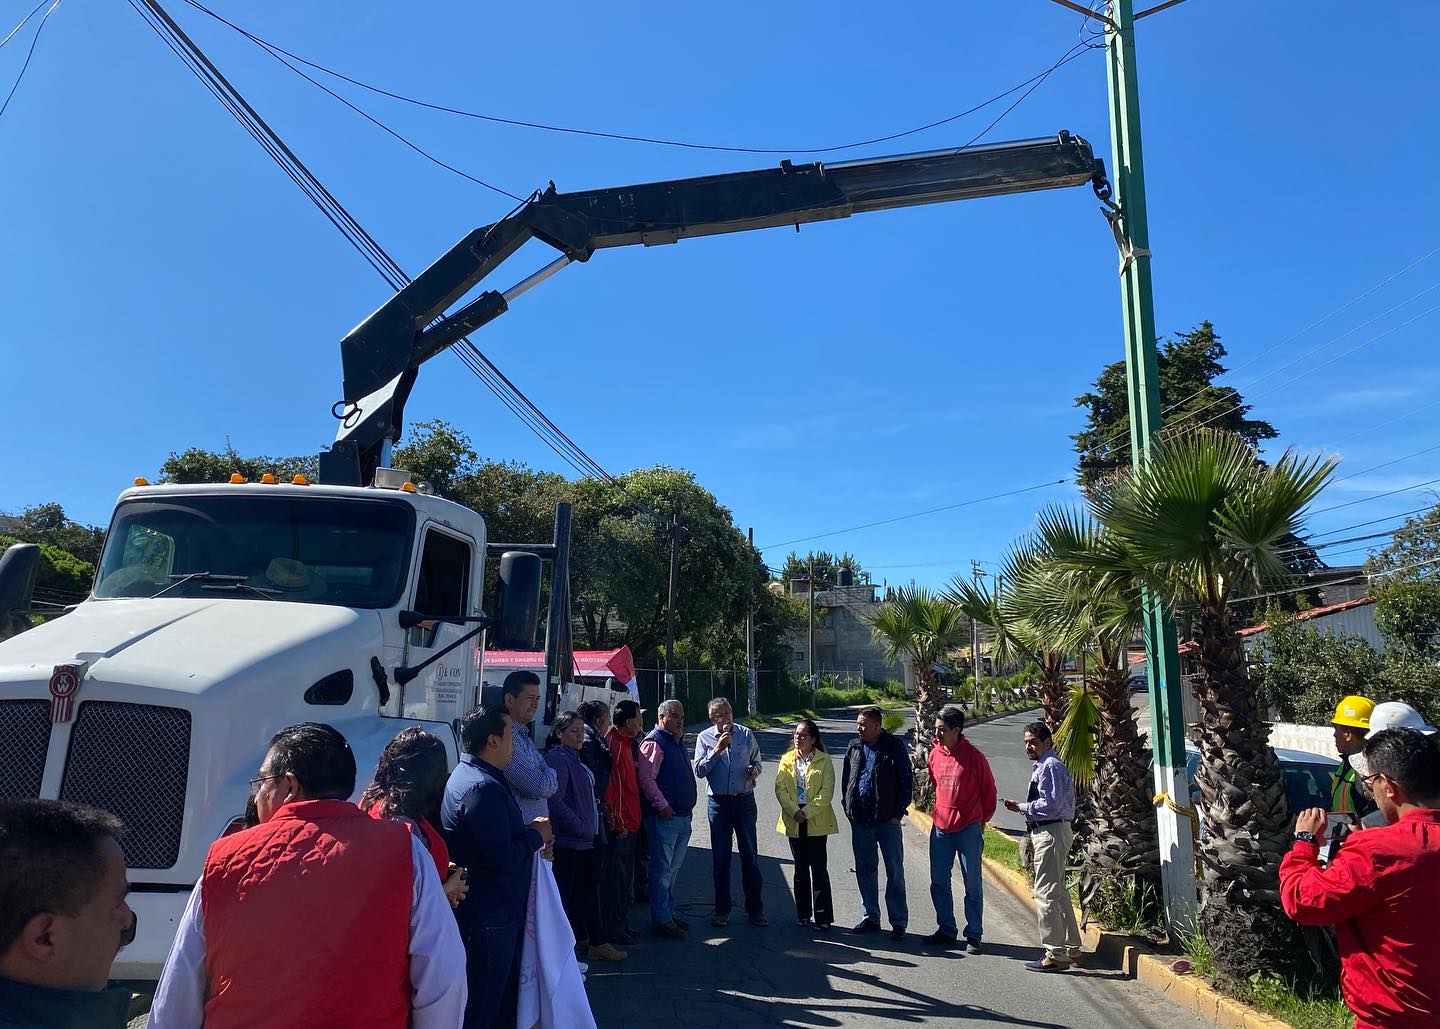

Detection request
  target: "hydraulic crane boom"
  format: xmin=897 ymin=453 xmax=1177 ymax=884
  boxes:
xmin=325 ymin=131 xmax=1105 ymax=485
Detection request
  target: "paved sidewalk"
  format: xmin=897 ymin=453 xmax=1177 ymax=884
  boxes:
xmin=586 ymin=712 xmax=1210 ymax=1028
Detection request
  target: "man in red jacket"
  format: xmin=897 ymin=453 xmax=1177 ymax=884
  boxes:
xmin=600 ymin=700 xmax=644 ymax=945
xmin=923 ymin=704 xmax=997 ymax=954
xmin=150 ymin=722 xmax=467 ymax=1029
xmin=1280 ymin=727 xmax=1440 ymax=1029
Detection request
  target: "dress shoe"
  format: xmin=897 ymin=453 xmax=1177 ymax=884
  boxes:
xmin=850 ymin=919 xmax=882 ymax=934
xmin=710 ymin=912 xmax=730 ymax=928
xmin=890 ymin=927 xmax=907 ymax=941
xmin=1024 ymin=956 xmax=1072 ymax=973
xmin=922 ymin=930 xmax=958 ymax=947
xmin=965 ymin=939 xmax=983 ymax=955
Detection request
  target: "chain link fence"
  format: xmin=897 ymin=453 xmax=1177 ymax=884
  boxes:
xmin=632 ymin=667 xmax=895 ymax=721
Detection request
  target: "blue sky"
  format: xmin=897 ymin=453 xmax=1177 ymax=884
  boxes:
xmin=2 ymin=0 xmax=1437 ymax=590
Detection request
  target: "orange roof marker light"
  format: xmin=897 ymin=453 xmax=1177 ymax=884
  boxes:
xmin=134 ymin=477 xmax=150 ymax=486
xmin=228 ymin=473 xmax=245 ymax=484
xmin=259 ymin=473 xmax=277 ymax=485
xmin=400 ymin=482 xmax=417 ymax=493
xmin=292 ymin=474 xmax=309 ymax=486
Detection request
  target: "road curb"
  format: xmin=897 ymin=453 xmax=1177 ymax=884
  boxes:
xmin=906 ymin=808 xmax=1288 ymax=1029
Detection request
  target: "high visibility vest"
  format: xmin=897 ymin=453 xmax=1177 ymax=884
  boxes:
xmin=1331 ymin=759 xmax=1360 ymax=817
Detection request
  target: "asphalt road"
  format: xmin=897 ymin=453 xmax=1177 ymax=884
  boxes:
xmin=585 ymin=709 xmax=1208 ymax=1029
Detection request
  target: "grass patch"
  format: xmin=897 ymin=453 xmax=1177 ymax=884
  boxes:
xmin=983 ymin=825 xmax=1024 ymax=874
xmin=881 ymin=711 xmax=906 ymax=734
xmin=1179 ymin=929 xmax=1353 ymax=1029
xmin=743 ymin=708 xmax=820 ymax=730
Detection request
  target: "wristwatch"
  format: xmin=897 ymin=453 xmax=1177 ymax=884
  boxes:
xmin=1294 ymin=830 xmax=1318 ymax=844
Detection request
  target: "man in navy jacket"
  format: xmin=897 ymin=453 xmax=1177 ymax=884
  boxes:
xmin=443 ymin=704 xmax=553 ymax=1029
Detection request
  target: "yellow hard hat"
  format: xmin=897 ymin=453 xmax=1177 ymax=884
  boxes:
xmin=1332 ymin=695 xmax=1376 ymax=730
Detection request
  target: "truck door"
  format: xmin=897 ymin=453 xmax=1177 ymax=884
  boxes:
xmin=397 ymin=525 xmax=477 ymax=724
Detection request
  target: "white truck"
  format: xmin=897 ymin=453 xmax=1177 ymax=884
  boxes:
xmin=0 ymin=133 xmax=1106 ymax=980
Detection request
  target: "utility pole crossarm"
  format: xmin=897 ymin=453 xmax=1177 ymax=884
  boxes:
xmin=331 ymin=132 xmax=1105 ymax=483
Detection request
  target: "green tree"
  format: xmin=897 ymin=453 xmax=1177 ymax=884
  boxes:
xmin=1072 ymin=322 xmax=1277 ymax=495
xmin=1081 ymin=428 xmax=1335 ymax=983
xmin=159 ymin=444 xmax=318 ymax=485
xmin=1011 ymin=507 xmax=1157 ymax=919
xmin=1367 ymin=502 xmax=1440 ymax=662
xmin=867 ymin=587 xmax=969 ymax=809
xmin=0 ymin=535 xmax=94 ymax=598
xmin=6 ymin=503 xmax=106 ymax=568
xmin=779 ymin=551 xmax=868 ymax=586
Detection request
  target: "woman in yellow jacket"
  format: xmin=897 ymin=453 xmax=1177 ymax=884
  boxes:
xmin=774 ymin=718 xmax=838 ymax=929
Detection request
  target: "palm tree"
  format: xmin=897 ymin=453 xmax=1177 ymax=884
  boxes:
xmin=1013 ymin=507 xmax=1158 ymax=920
xmin=868 ymin=587 xmax=969 ymax=810
xmin=1089 ymin=429 xmax=1336 ymax=981
xmin=946 ymin=551 xmax=1069 ymax=728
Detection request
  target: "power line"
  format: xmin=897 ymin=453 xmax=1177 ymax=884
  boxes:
xmin=1332 ymin=441 xmax=1440 ymax=484
xmin=1311 ymin=475 xmax=1440 ymax=516
xmin=1227 ymin=554 xmax=1440 ymax=607
xmin=126 ymin=0 xmax=666 ymax=526
xmin=757 ymin=478 xmax=1069 ymax=551
xmin=180 ymin=0 xmax=1097 ymax=158
xmin=1 ymin=0 xmax=48 ymax=50
xmin=0 ymin=0 xmax=61 ymax=120
xmin=1321 ymin=397 xmax=1440 ymax=450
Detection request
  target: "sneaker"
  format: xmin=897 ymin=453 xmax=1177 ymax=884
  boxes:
xmin=749 ymin=913 xmax=769 ymax=927
xmin=1024 ymin=956 xmax=1072 ymax=973
xmin=890 ymin=926 xmax=908 ymax=941
xmin=710 ymin=912 xmax=730 ymax=928
xmin=850 ymin=919 xmax=882 ymax=934
xmin=923 ymin=930 xmax=958 ymax=947
xmin=651 ymin=920 xmax=686 ymax=940
xmin=577 ymin=962 xmax=589 ymax=974
xmin=588 ymin=942 xmax=628 ymax=961
xmin=965 ymin=939 xmax=983 ymax=955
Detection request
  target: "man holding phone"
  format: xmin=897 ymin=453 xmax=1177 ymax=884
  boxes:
xmin=693 ymin=697 xmax=766 ymax=927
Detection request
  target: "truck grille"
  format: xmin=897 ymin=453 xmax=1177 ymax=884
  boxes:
xmin=60 ymin=701 xmax=191 ymax=869
xmin=0 ymin=700 xmax=50 ymax=799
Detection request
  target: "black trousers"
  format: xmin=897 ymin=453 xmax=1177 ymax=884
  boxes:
xmin=553 ymin=845 xmax=604 ymax=945
xmin=600 ymin=830 xmax=637 ymax=940
xmin=787 ymin=820 xmax=833 ymax=925
xmin=632 ymin=817 xmax=650 ymax=899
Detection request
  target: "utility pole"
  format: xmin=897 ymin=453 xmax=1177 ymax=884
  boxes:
xmin=970 ymin=560 xmax=984 ymax=690
xmin=746 ymin=527 xmax=757 ymax=718
xmin=1100 ymin=0 xmax=1200 ymax=930
xmin=807 ymin=555 xmax=817 ymax=708
xmin=664 ymin=515 xmax=680 ymax=704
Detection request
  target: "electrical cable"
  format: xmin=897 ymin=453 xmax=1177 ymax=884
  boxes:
xmin=1331 ymin=441 xmax=1440 ymax=485
xmin=180 ymin=0 xmax=1097 ymax=158
xmin=0 ymin=0 xmax=61 ymax=120
xmin=128 ymin=0 xmax=668 ymax=526
xmin=1 ymin=0 xmax=48 ymax=50
xmin=1311 ymin=475 xmax=1440 ymax=516
xmin=757 ymin=478 xmax=1069 ymax=551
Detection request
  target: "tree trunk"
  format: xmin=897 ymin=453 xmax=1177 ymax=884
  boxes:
xmin=1079 ymin=666 xmax=1160 ymax=923
xmin=1191 ymin=605 xmax=1311 ymax=984
xmin=911 ymin=660 xmax=942 ymax=811
xmin=1037 ymin=654 xmax=1069 ymax=728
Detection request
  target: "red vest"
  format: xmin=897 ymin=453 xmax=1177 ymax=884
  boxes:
xmin=201 ymin=799 xmax=412 ymax=1029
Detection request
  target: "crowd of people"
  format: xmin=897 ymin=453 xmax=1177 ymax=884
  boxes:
xmin=2 ymin=683 xmax=1436 ymax=1028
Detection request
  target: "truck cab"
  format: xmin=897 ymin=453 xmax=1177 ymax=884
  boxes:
xmin=0 ymin=473 xmax=530 ymax=980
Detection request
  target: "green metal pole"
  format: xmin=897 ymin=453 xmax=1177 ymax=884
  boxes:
xmin=1104 ymin=0 xmax=1199 ymax=929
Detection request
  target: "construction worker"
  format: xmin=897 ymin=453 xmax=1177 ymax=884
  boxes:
xmin=1330 ymin=696 xmax=1378 ymax=822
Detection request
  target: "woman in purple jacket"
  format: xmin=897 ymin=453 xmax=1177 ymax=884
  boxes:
xmin=545 ymin=712 xmax=628 ymax=962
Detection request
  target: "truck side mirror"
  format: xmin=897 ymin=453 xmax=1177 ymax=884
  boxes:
xmin=0 ymin=542 xmax=41 ymax=614
xmin=493 ymin=551 xmax=541 ymax=651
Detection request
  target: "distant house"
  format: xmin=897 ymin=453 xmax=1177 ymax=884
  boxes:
xmin=782 ymin=577 xmax=906 ymax=683
xmin=1239 ymin=596 xmax=1382 ymax=656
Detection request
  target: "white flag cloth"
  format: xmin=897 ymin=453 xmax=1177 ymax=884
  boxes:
xmin=516 ymin=855 xmax=596 ymax=1029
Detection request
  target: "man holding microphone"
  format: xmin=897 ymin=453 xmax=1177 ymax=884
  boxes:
xmin=693 ymin=698 xmax=766 ymax=927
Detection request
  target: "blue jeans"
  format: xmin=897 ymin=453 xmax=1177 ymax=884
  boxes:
xmin=458 ymin=917 xmax=523 ymax=1029
xmin=929 ymin=821 xmax=984 ymax=940
xmin=643 ymin=811 xmax=692 ymax=926
xmin=851 ymin=820 xmax=907 ymax=929
xmin=708 ymin=793 xmax=764 ymax=915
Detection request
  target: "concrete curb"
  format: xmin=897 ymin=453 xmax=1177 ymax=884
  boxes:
xmin=906 ymin=808 xmax=1289 ymax=1029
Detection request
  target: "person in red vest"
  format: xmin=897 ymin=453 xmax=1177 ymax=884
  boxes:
xmin=923 ymin=704 xmax=996 ymax=954
xmin=1280 ymin=727 xmax=1440 ymax=1029
xmin=148 ymin=722 xmax=467 ymax=1029
xmin=600 ymin=699 xmax=644 ymax=945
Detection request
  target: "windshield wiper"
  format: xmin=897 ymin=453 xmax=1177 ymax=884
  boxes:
xmin=152 ymin=572 xmax=247 ymax=599
xmin=201 ymin=582 xmax=279 ymax=601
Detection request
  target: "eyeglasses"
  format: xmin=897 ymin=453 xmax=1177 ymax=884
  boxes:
xmin=1359 ymin=772 xmax=1385 ymax=797
xmin=248 ymin=772 xmax=282 ymax=791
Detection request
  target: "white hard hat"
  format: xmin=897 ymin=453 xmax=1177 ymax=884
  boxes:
xmin=1367 ymin=701 xmax=1438 ymax=739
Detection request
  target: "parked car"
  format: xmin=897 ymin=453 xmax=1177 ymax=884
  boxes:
xmin=1185 ymin=744 xmax=1337 ymax=832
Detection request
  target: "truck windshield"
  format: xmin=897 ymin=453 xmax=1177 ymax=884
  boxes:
xmin=94 ymin=495 xmax=413 ymax=608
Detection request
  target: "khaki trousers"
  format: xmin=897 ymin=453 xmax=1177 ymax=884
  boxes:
xmin=1030 ymin=822 xmax=1081 ymax=959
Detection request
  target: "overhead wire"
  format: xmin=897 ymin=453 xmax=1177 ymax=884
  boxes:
xmin=0 ymin=0 xmax=61 ymax=120
xmin=1 ymin=0 xmax=48 ymax=50
xmin=180 ymin=0 xmax=1097 ymax=158
xmin=126 ymin=0 xmax=670 ymax=525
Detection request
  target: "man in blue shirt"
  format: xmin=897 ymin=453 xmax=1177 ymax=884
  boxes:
xmin=443 ymin=703 xmax=553 ymax=1028
xmin=692 ymin=697 xmax=766 ymax=927
xmin=1003 ymin=720 xmax=1082 ymax=972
